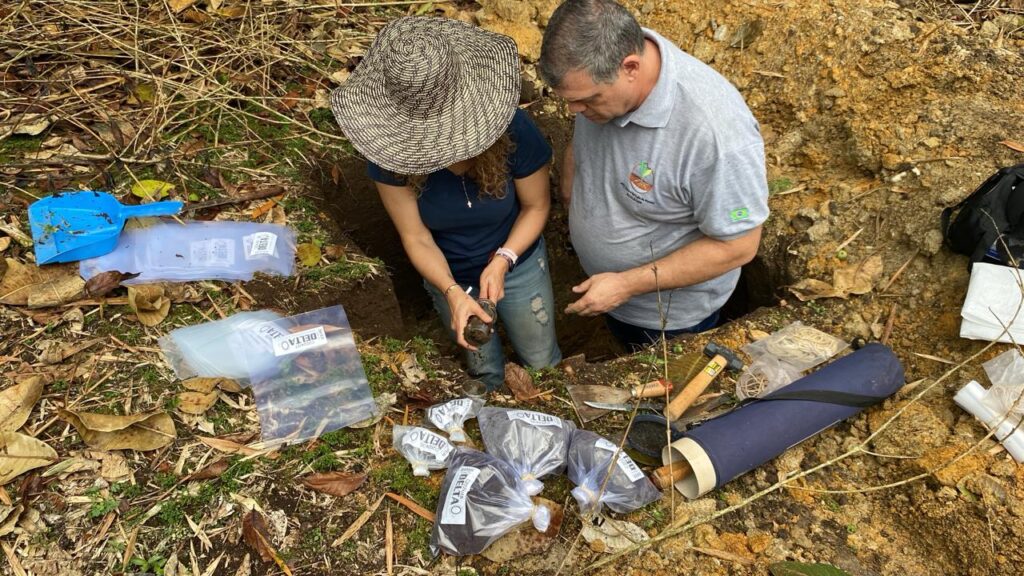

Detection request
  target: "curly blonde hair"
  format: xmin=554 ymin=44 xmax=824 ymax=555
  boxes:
xmin=401 ymin=133 xmax=515 ymax=200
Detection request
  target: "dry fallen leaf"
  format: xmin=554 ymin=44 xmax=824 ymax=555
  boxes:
xmin=0 ymin=431 xmax=58 ymax=485
xmin=0 ymin=259 xmax=84 ymax=307
xmin=177 ymin=391 xmax=219 ymax=415
xmin=505 ymin=362 xmax=541 ymax=402
xmin=0 ymin=376 xmax=44 ymax=432
xmin=301 ymin=471 xmax=367 ymax=498
xmin=185 ymin=458 xmax=230 ymax=482
xmin=580 ymin=516 xmax=649 ymax=553
xmin=84 ymin=271 xmax=140 ymax=298
xmin=130 ymin=180 xmax=174 ymax=201
xmin=0 ymin=504 xmax=23 ymax=537
xmin=60 ymin=409 xmax=176 ymax=451
xmin=127 ymin=284 xmax=171 ymax=326
xmin=37 ymin=337 xmax=103 ymax=365
xmin=242 ymin=510 xmax=293 ymax=575
xmin=296 ymin=243 xmax=321 ymax=267
xmin=0 ymin=237 xmax=9 ymax=253
xmin=197 ymin=436 xmax=277 ymax=459
xmin=999 ymin=139 xmax=1024 ymax=153
xmin=183 ymin=377 xmax=242 ymax=394
xmin=99 ymin=452 xmax=132 ymax=481
xmin=789 ymin=255 xmax=885 ymax=301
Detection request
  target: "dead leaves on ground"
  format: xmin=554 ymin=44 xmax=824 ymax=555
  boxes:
xmin=296 ymin=243 xmax=321 ymax=267
xmin=183 ymin=377 xmax=242 ymax=394
xmin=0 ymin=432 xmax=58 ymax=485
xmin=789 ymin=255 xmax=884 ymax=301
xmin=301 ymin=471 xmax=366 ymax=498
xmin=242 ymin=510 xmax=293 ymax=575
xmin=0 ymin=259 xmax=84 ymax=307
xmin=127 ymin=284 xmax=171 ymax=326
xmin=60 ymin=409 xmax=176 ymax=451
xmin=178 ymin=377 xmax=241 ymax=415
xmin=505 ymin=362 xmax=541 ymax=402
xmin=0 ymin=376 xmax=44 ymax=432
xmin=83 ymin=271 xmax=139 ymax=298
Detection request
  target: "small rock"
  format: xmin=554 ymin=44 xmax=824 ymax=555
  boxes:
xmin=673 ymin=498 xmax=717 ymax=525
xmin=806 ymin=221 xmax=832 ymax=243
xmin=922 ymin=228 xmax=944 ymax=256
xmin=989 ymin=457 xmax=1017 ymax=478
xmin=979 ymin=20 xmax=1001 ymax=38
xmin=881 ymin=153 xmax=903 ymax=171
xmin=923 ymin=136 xmax=942 ymax=149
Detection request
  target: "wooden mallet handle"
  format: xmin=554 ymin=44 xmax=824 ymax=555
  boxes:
xmin=664 ymin=354 xmax=727 ymax=421
xmin=630 ymin=378 xmax=673 ymax=399
xmin=651 ymin=461 xmax=692 ymax=490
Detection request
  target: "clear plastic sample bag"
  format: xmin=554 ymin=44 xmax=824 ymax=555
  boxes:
xmin=742 ymin=321 xmax=848 ymax=371
xmin=431 ymin=448 xmax=551 ymax=557
xmin=393 ymin=425 xmax=455 ymax=476
xmin=478 ymin=407 xmax=575 ymax=496
xmin=80 ymin=220 xmax=295 ymax=284
xmin=425 ymin=398 xmax=484 ymax=443
xmin=232 ymin=305 xmax=376 ymax=446
xmin=567 ymin=430 xmax=661 ymax=515
xmin=160 ymin=310 xmax=284 ymax=381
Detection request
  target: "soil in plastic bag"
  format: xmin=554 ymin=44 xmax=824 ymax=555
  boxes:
xmin=431 ymin=448 xmax=550 ymax=556
xmin=478 ymin=407 xmax=575 ymax=495
xmin=393 ymin=425 xmax=454 ymax=476
xmin=567 ymin=430 xmax=661 ymax=515
xmin=232 ymin=305 xmax=376 ymax=446
xmin=80 ymin=220 xmax=295 ymax=284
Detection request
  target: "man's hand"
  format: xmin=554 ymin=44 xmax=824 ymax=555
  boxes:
xmin=564 ymin=272 xmax=634 ymax=316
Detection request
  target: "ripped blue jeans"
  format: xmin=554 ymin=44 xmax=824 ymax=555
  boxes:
xmin=425 ymin=237 xmax=562 ymax=391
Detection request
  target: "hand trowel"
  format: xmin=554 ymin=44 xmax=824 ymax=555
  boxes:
xmin=566 ymin=352 xmax=706 ymax=422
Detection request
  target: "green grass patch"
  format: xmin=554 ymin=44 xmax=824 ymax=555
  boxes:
xmin=768 ymin=177 xmax=794 ymax=195
xmin=369 ymin=460 xmax=436 ymax=509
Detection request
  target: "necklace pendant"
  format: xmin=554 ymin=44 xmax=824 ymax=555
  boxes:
xmin=466 ymin=199 xmax=472 ymax=208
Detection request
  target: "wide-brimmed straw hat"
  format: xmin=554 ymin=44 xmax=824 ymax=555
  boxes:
xmin=330 ymin=17 xmax=521 ymax=176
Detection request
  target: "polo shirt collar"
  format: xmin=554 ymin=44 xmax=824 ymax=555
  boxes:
xmin=613 ymin=28 xmax=674 ymax=129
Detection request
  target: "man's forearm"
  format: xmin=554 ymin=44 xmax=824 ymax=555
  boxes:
xmin=620 ymin=227 xmax=763 ymax=296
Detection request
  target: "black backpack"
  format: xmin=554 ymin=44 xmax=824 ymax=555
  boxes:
xmin=942 ymin=162 xmax=1024 ymax=266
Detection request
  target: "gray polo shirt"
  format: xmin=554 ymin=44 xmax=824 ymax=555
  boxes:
xmin=568 ymin=28 xmax=769 ymax=330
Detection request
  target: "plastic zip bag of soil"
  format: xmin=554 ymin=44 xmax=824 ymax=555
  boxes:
xmin=431 ymin=448 xmax=551 ymax=556
xmin=393 ymin=425 xmax=455 ymax=476
xmin=425 ymin=398 xmax=484 ymax=443
xmin=478 ymin=407 xmax=575 ymax=496
xmin=233 ymin=305 xmax=377 ymax=446
xmin=80 ymin=220 xmax=295 ymax=284
xmin=567 ymin=430 xmax=661 ymax=515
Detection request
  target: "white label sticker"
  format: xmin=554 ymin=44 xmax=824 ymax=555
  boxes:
xmin=595 ymin=438 xmax=645 ymax=482
xmin=270 ymin=325 xmax=327 ymax=357
xmin=244 ymin=232 xmax=278 ymax=258
xmin=440 ymin=466 xmax=481 ymax=525
xmin=189 ymin=238 xmax=235 ymax=267
xmin=507 ymin=410 xmax=562 ymax=428
xmin=428 ymin=399 xmax=472 ymax=431
xmin=402 ymin=428 xmax=453 ymax=461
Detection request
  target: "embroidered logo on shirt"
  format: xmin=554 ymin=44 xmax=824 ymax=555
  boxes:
xmin=627 ymin=161 xmax=655 ymax=194
xmin=729 ymin=207 xmax=751 ymax=222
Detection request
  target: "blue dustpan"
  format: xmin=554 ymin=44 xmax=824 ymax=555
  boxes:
xmin=29 ymin=191 xmax=184 ymax=264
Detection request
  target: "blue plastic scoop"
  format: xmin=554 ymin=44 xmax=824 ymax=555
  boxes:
xmin=29 ymin=191 xmax=183 ymax=264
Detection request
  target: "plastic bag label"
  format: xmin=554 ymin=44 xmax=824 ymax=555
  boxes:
xmin=595 ymin=438 xmax=645 ymax=482
xmin=402 ymin=428 xmax=453 ymax=460
xmin=244 ymin=232 xmax=278 ymax=258
xmin=429 ymin=399 xmax=473 ymax=430
xmin=507 ymin=410 xmax=562 ymax=428
xmin=189 ymin=238 xmax=235 ymax=267
xmin=268 ymin=325 xmax=328 ymax=356
xmin=440 ymin=465 xmax=481 ymax=525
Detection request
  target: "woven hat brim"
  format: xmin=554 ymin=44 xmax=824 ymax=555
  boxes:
xmin=330 ymin=18 xmax=521 ymax=176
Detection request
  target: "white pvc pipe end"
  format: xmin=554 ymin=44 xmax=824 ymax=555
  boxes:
xmin=954 ymin=380 xmax=1024 ymax=463
xmin=662 ymin=437 xmax=717 ymax=499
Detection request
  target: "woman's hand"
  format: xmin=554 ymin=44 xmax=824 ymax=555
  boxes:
xmin=478 ymin=257 xmax=509 ymax=303
xmin=448 ymin=288 xmax=493 ymax=351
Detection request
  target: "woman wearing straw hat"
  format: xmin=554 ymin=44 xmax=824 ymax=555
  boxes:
xmin=330 ymin=17 xmax=561 ymax=391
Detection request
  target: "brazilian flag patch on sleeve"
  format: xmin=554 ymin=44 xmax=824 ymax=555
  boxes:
xmin=729 ymin=207 xmax=750 ymax=222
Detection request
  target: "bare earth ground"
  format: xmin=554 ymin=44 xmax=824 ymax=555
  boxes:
xmin=1 ymin=1 xmax=1024 ymax=575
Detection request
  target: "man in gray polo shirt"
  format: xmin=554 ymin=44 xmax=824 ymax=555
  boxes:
xmin=539 ymin=0 xmax=769 ymax=350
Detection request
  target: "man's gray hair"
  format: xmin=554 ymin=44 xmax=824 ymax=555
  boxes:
xmin=538 ymin=0 xmax=645 ymax=88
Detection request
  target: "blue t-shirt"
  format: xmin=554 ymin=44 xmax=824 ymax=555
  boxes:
xmin=368 ymin=109 xmax=552 ymax=286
